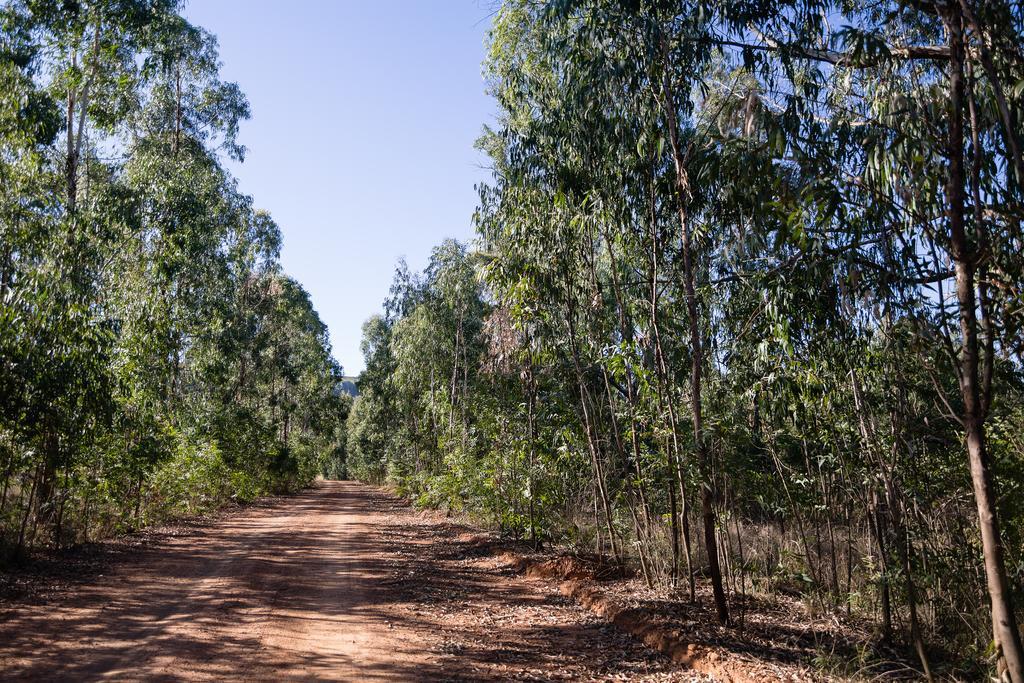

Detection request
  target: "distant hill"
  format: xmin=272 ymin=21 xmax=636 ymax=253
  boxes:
xmin=338 ymin=376 xmax=359 ymax=398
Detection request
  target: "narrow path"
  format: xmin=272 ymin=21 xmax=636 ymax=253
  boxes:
xmin=0 ymin=481 xmax=694 ymax=681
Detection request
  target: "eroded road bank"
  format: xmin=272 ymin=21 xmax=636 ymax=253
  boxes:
xmin=0 ymin=481 xmax=695 ymax=681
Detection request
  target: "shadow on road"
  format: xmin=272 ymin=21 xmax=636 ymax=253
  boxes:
xmin=0 ymin=482 xmax=684 ymax=681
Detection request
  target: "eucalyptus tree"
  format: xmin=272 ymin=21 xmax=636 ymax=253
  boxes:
xmin=0 ymin=1 xmax=345 ymax=554
xmin=478 ymin=0 xmax=748 ymax=620
xmin=0 ymin=0 xmax=173 ymax=545
xmin=380 ymin=0 xmax=1024 ymax=675
xmin=699 ymin=1 xmax=1024 ymax=673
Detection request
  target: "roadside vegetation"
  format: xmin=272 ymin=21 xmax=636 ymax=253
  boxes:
xmin=0 ymin=1 xmax=347 ymax=561
xmin=347 ymin=1 xmax=1024 ymax=679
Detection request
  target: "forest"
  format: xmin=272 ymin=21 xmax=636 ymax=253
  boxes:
xmin=3 ymin=0 xmax=1024 ymax=680
xmin=345 ymin=0 xmax=1024 ymax=680
xmin=0 ymin=1 xmax=348 ymax=558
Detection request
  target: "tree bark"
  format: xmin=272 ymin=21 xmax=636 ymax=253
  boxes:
xmin=944 ymin=11 xmax=1024 ymax=681
xmin=661 ymin=76 xmax=729 ymax=624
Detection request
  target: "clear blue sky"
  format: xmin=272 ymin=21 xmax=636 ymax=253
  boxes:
xmin=183 ymin=1 xmax=497 ymax=375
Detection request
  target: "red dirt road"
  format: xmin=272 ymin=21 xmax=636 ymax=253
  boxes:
xmin=0 ymin=481 xmax=695 ymax=681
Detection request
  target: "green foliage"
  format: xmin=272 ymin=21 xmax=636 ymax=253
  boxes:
xmin=350 ymin=0 xmax=1024 ymax=677
xmin=0 ymin=0 xmax=344 ymax=558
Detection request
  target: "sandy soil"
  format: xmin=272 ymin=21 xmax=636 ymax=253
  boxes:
xmin=0 ymin=481 xmax=703 ymax=681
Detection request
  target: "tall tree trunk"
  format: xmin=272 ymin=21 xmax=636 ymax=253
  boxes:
xmin=870 ymin=490 xmax=893 ymax=643
xmin=134 ymin=471 xmax=144 ymax=529
xmin=65 ymin=25 xmax=100 ymax=216
xmin=891 ymin=492 xmax=933 ymax=681
xmin=16 ymin=462 xmax=41 ymax=555
xmin=647 ymin=184 xmax=695 ymax=598
xmin=944 ymin=11 xmax=1024 ymax=680
xmin=662 ymin=83 xmax=729 ymax=623
xmin=598 ymin=229 xmax=656 ymax=573
xmin=66 ymin=58 xmax=77 ymax=214
xmin=525 ymin=353 xmax=538 ymax=547
xmin=564 ymin=295 xmax=620 ymax=561
xmin=174 ymin=66 xmax=182 ymax=156
xmin=0 ymin=445 xmax=14 ymax=516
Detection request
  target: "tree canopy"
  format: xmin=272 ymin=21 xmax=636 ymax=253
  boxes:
xmin=348 ymin=1 xmax=1024 ymax=679
xmin=0 ymin=0 xmax=347 ymax=558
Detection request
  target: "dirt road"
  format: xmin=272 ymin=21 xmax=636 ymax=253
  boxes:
xmin=0 ymin=481 xmax=692 ymax=681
